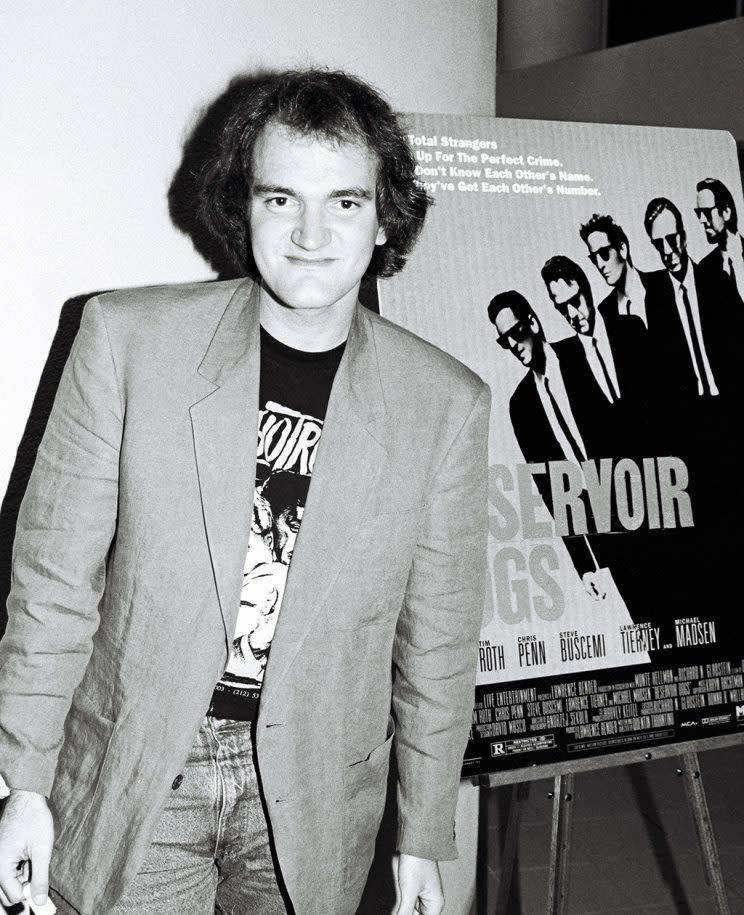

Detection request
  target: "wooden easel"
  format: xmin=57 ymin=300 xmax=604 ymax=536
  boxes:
xmin=475 ymin=732 xmax=743 ymax=914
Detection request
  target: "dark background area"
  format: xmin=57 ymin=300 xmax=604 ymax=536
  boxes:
xmin=606 ymin=0 xmax=741 ymax=48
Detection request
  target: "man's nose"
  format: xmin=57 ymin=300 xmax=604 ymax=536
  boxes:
xmin=291 ymin=208 xmax=331 ymax=250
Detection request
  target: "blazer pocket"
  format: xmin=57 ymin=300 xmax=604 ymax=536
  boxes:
xmin=341 ymin=721 xmax=395 ymax=887
xmin=51 ymin=688 xmax=116 ymax=851
xmin=364 ymin=501 xmax=425 ymax=520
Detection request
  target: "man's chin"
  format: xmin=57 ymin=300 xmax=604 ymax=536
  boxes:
xmin=268 ymin=280 xmax=358 ymax=312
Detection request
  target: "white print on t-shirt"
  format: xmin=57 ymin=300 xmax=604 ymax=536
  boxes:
xmin=220 ymin=401 xmax=323 ymax=688
xmin=256 ymin=400 xmax=323 ymax=476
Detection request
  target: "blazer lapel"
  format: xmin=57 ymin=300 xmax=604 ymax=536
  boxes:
xmin=190 ymin=279 xmax=261 ymax=652
xmin=260 ymin=304 xmax=388 ymax=706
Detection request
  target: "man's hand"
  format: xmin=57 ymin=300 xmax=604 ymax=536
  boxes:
xmin=582 ymin=570 xmax=607 ymax=601
xmin=0 ymin=790 xmax=54 ymax=909
xmin=392 ymin=853 xmax=444 ymax=915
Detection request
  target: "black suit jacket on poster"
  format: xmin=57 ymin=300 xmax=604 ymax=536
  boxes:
xmin=508 ymin=339 xmax=612 ymax=578
xmin=509 ymin=338 xmax=616 ymax=464
xmin=552 ymin=334 xmax=629 ymax=457
xmin=700 ymin=235 xmax=744 ymax=307
xmin=640 ymin=261 xmax=743 ymax=621
xmin=508 ymin=339 xmax=661 ymax=616
xmin=643 ymin=261 xmax=741 ymax=402
xmin=597 ymin=268 xmax=655 ymax=327
xmin=593 ymin=309 xmax=649 ymax=402
xmin=594 ymin=302 xmax=661 ymax=454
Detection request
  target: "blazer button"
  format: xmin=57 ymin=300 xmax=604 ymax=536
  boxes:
xmin=172 ymin=774 xmax=183 ymax=790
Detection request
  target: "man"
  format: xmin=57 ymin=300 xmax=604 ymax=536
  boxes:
xmin=579 ymin=213 xmax=655 ymax=329
xmin=695 ymin=177 xmax=744 ymax=305
xmin=539 ymin=257 xmax=676 ymax=622
xmin=540 ymin=254 xmax=651 ymax=436
xmin=643 ymin=196 xmax=738 ymax=400
xmin=644 ymin=196 xmax=742 ymax=624
xmin=0 ymin=70 xmax=490 ymax=915
xmin=487 ymin=290 xmax=606 ymax=602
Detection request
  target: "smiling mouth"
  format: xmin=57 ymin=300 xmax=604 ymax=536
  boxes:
xmin=286 ymin=256 xmax=335 ymax=265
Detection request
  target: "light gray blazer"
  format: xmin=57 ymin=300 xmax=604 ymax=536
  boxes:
xmin=0 ymin=278 xmax=489 ymax=915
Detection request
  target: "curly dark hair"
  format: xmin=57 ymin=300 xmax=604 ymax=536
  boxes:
xmin=579 ymin=213 xmax=632 ymax=264
xmin=195 ymin=68 xmax=431 ymax=279
xmin=540 ymin=255 xmax=593 ymax=308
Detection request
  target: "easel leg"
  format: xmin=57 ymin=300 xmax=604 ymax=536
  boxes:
xmin=679 ymin=752 xmax=731 ymax=914
xmin=492 ymin=781 xmax=530 ymax=915
xmin=546 ymin=772 xmax=575 ymax=915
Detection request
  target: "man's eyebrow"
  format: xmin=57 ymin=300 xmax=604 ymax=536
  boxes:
xmin=329 ymin=187 xmax=374 ymax=200
xmin=252 ymin=183 xmax=296 ymax=196
xmin=251 ymin=184 xmax=374 ymax=200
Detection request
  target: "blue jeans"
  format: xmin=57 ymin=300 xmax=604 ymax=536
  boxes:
xmin=52 ymin=716 xmax=289 ymax=914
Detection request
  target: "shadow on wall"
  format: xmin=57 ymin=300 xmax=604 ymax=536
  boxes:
xmin=167 ymin=73 xmax=272 ymax=280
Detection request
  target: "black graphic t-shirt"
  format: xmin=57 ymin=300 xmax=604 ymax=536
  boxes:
xmin=208 ymin=327 xmax=345 ymax=721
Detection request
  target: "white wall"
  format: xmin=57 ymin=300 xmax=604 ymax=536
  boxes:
xmin=1 ymin=0 xmax=497 ymax=491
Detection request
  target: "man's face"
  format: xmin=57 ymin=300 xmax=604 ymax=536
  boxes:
xmin=494 ymin=306 xmax=541 ymax=368
xmin=548 ymin=278 xmax=594 ymax=336
xmin=650 ymin=208 xmax=687 ymax=277
xmin=695 ymin=188 xmax=728 ymax=243
xmin=585 ymin=230 xmax=626 ymax=287
xmin=248 ymin=122 xmax=387 ymax=314
xmin=276 ymin=505 xmax=303 ymax=564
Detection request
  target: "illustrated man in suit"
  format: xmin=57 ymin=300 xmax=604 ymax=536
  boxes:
xmin=540 ymin=254 xmax=651 ymax=429
xmin=643 ymin=196 xmax=743 ymax=620
xmin=487 ymin=290 xmax=607 ymax=602
xmin=489 ymin=290 xmax=676 ymax=627
xmin=643 ymin=196 xmax=738 ymax=401
xmin=579 ymin=213 xmax=655 ymax=329
xmin=0 ymin=70 xmax=490 ymax=915
xmin=539 ymin=256 xmax=684 ymax=622
xmin=695 ymin=177 xmax=744 ymax=305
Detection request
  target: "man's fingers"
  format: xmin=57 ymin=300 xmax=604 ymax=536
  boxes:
xmin=0 ymin=865 xmax=24 ymax=906
xmin=29 ymin=840 xmax=52 ymax=905
xmin=418 ymin=893 xmax=444 ymax=915
xmin=415 ymin=880 xmax=444 ymax=915
xmin=397 ymin=891 xmax=443 ymax=915
xmin=394 ymin=889 xmax=418 ymax=915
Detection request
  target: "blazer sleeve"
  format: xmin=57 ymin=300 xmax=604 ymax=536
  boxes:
xmin=0 ymin=297 xmax=123 ymax=796
xmin=392 ymin=381 xmax=490 ymax=861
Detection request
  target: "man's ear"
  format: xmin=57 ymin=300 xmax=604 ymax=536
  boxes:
xmin=375 ymin=225 xmax=388 ymax=246
xmin=721 ymin=205 xmax=732 ymax=226
xmin=619 ymin=242 xmax=628 ymax=261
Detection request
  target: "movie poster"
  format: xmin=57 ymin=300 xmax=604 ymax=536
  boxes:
xmin=378 ymin=113 xmax=744 ymax=775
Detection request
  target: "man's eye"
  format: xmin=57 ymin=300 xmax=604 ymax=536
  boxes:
xmin=266 ymin=196 xmax=295 ymax=210
xmin=335 ymin=199 xmax=360 ymax=210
